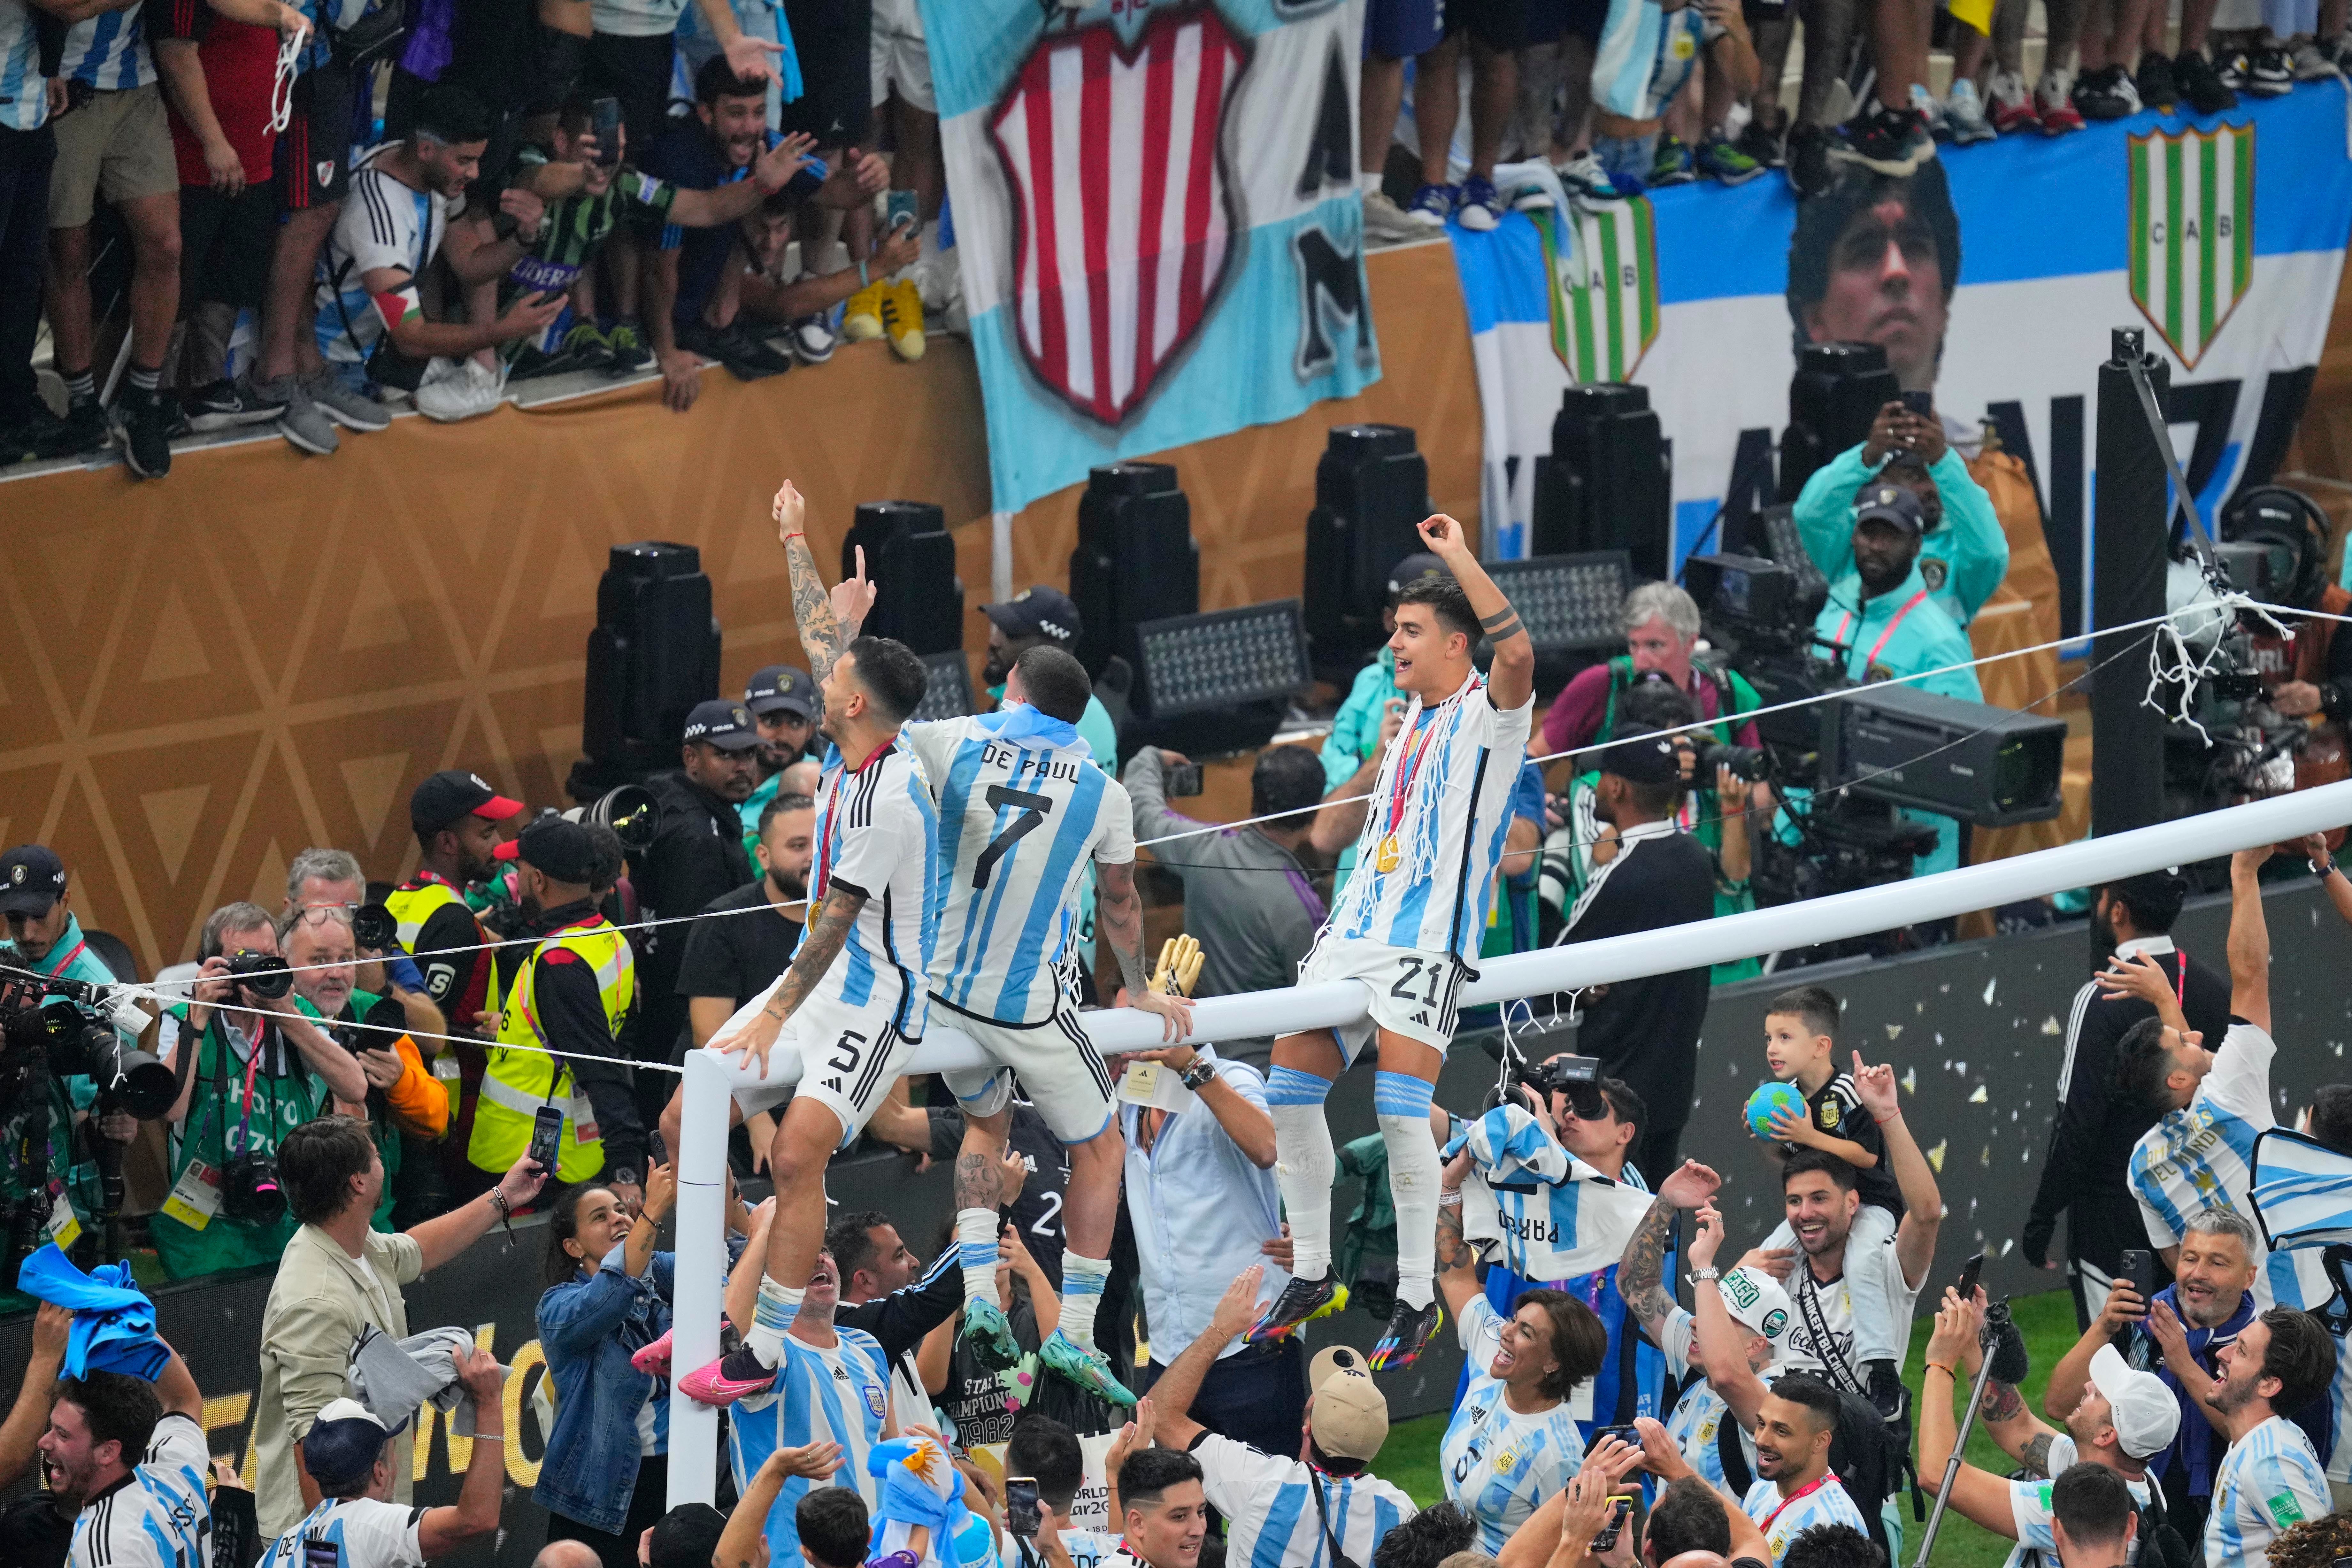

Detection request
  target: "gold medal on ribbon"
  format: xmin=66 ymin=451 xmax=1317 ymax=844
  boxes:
xmin=1374 ymin=834 xmax=1401 ymax=873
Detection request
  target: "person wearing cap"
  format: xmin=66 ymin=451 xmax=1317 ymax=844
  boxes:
xmin=637 ymin=697 xmax=761 ymax=1072
xmin=1807 ymin=480 xmax=1982 ymax=880
xmin=465 ymin=815 xmax=647 ymax=1205
xmin=1616 ymin=1173 xmax=1813 ymax=1492
xmin=0 ymin=845 xmax=142 ymax=1294
xmin=979 ymin=585 xmax=1119 ymax=987
xmin=1149 ymin=1265 xmax=1418 ymax=1568
xmin=2046 ymin=1206 xmax=2265 ymax=1545
xmin=1549 ymin=729 xmax=1717 ymax=1180
xmin=1791 ymin=400 xmax=2007 ymax=629
xmin=255 ymin=1350 xmax=507 ymax=1568
xmin=1917 ymin=1285 xmax=2183 ymax=1567
xmin=1431 ymin=1173 xmax=1608 ymax=1554
xmin=739 ymin=663 xmax=822 ymax=850
xmin=2024 ymin=870 xmax=2232 ymax=1329
xmin=388 ymin=771 xmax=526 ymax=1039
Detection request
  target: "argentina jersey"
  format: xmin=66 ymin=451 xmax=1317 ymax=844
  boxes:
xmin=257 ymin=1496 xmax=422 ymax=1568
xmin=2000 ymin=1434 xmax=2152 ymax=1568
xmin=805 ymin=737 xmax=941 ymax=1034
xmin=0 ymin=0 xmax=45 ymax=131
xmin=1444 ymin=1295 xmax=1588 ymax=1553
xmin=2129 ymin=1022 xmax=2276 ymax=1250
xmin=2204 ymin=1415 xmax=2331 ymax=1567
xmin=2265 ymin=1248 xmax=2352 ymax=1479
xmin=58 ymin=0 xmax=153 ymax=89
xmin=730 ymin=1327 xmax=893 ymax=1565
xmin=904 ymin=707 xmax=1131 ymax=1025
xmin=71 ymin=1411 xmax=211 ymax=1568
xmin=1326 ymin=673 xmax=1532 ymax=960
xmin=1194 ymin=1434 xmax=1417 ymax=1568
xmin=1742 ymin=1475 xmax=1868 ymax=1562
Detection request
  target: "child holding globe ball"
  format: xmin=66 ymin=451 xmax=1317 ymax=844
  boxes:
xmin=1743 ymin=984 xmax=1911 ymax=1420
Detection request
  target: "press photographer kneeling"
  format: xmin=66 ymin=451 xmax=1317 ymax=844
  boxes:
xmin=150 ymin=902 xmax=371 ymax=1278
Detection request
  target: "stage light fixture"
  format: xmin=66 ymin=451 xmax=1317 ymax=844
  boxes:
xmin=1132 ymin=599 xmax=1311 ymax=755
xmin=1487 ymin=552 xmax=1634 ymax=656
xmin=1529 ymin=384 xmax=1672 ymax=580
xmin=1304 ymin=425 xmax=1432 ymax=682
xmin=575 ymin=541 xmax=721 ymax=797
xmin=912 ymin=651 xmax=976 ymax=724
xmin=1071 ymin=462 xmax=1199 ymax=678
xmin=844 ymin=501 xmax=962 ymax=657
xmin=1780 ymin=343 xmax=1899 ymax=502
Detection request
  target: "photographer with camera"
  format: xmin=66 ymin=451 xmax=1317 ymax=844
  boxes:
xmin=1791 ymin=400 xmax=2008 ymax=629
xmin=285 ymin=909 xmax=450 ymax=1231
xmin=1549 ymin=733 xmax=1717 ymax=1181
xmin=1806 ymin=482 xmax=1983 ymax=881
xmin=0 ymin=846 xmax=144 ymax=1296
xmin=148 ymin=902 xmax=370 ymax=1279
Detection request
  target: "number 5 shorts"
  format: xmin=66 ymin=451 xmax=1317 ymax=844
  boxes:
xmin=1294 ymin=936 xmax=1469 ymax=1065
xmin=932 ymin=994 xmax=1119 ymax=1145
xmin=720 ymin=979 xmax=921 ymax=1148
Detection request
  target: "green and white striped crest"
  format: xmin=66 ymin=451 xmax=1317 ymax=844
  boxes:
xmin=1536 ymin=197 xmax=1660 ymax=383
xmin=2129 ymin=121 xmax=2255 ymax=368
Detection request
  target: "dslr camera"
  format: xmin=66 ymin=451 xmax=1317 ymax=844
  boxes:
xmin=224 ymin=948 xmax=293 ymax=999
xmin=222 ymin=1141 xmax=286 ymax=1224
xmin=1514 ymin=1051 xmax=1609 ymax=1121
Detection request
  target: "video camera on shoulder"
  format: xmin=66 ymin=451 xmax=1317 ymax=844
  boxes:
xmin=1515 ymin=1051 xmax=1609 ymax=1122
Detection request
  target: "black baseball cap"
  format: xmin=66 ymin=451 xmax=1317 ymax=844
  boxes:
xmin=0 ymin=846 xmax=66 ymax=918
xmin=511 ymin=816 xmax=602 ymax=883
xmin=980 ymin=586 xmax=1082 ymax=647
xmin=1853 ymin=482 xmax=1925 ymax=536
xmin=1386 ymin=551 xmax=1450 ymax=598
xmin=681 ymin=699 xmax=761 ymax=751
xmin=1600 ymin=731 xmax=1683 ymax=787
xmin=746 ymin=665 xmax=818 ymax=721
xmin=410 ymin=770 xmax=525 ymax=835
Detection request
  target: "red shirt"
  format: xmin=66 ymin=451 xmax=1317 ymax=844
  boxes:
xmin=1539 ymin=659 xmax=1764 ymax=759
xmin=156 ymin=0 xmax=279 ymax=188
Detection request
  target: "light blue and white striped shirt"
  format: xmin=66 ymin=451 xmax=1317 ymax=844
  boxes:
xmin=906 ymin=707 xmax=1131 ymax=1026
xmin=0 ymin=0 xmax=52 ymax=129
xmin=258 ymin=1496 xmax=424 ymax=1568
xmin=803 ymin=736 xmax=941 ymax=1033
xmin=1742 ymin=1474 xmax=1868 ymax=1564
xmin=1444 ymin=1294 xmax=1588 ymax=1553
xmin=728 ymin=1326 xmax=894 ymax=1567
xmin=2204 ymin=1415 xmax=2330 ymax=1567
xmin=58 ymin=1 xmax=154 ymax=90
xmin=1194 ymin=1433 xmax=1415 ymax=1568
xmin=69 ymin=1412 xmax=212 ymax=1568
xmin=1323 ymin=673 xmax=1533 ymax=961
xmin=2129 ymin=1022 xmax=2276 ymax=1251
xmin=2265 ymin=1248 xmax=2352 ymax=1481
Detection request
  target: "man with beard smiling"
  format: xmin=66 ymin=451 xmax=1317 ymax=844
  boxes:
xmin=1733 ymin=1378 xmax=1870 ymax=1561
xmin=2199 ymin=1308 xmax=2334 ymax=1566
xmin=37 ymin=1348 xmax=211 ymax=1568
xmin=1807 ymin=482 xmax=1980 ymax=879
xmin=722 ymin=1228 xmax=889 ymax=1568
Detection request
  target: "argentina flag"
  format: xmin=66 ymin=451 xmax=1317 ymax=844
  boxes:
xmin=2252 ymin=1126 xmax=2352 ymax=1251
xmin=1446 ymin=1103 xmax=1658 ymax=1281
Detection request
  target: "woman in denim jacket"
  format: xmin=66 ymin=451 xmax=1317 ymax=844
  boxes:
xmin=534 ymin=1166 xmax=676 ymax=1567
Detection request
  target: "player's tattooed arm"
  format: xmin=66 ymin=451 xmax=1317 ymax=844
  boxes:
xmin=1617 ymin=1195 xmax=1679 ymax=1337
xmin=762 ymin=886 xmax=865 ymax=1026
xmin=2018 ymin=1430 xmax=2056 ymax=1478
xmin=773 ymin=480 xmax=874 ymax=682
xmin=1436 ymin=1193 xmax=1472 ymax=1272
xmin=1096 ymin=859 xmax=1153 ymax=999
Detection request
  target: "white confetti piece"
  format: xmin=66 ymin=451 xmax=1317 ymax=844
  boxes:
xmin=1969 ymin=1084 xmax=1988 ymax=1103
xmin=2001 ymin=1238 xmax=2015 ymax=1257
xmin=1901 ymin=1069 xmax=1918 ymax=1095
xmin=1926 ymin=1140 xmax=1947 ymax=1172
xmin=1955 ymin=1060 xmax=1969 ymax=1076
xmin=2040 ymin=1016 xmax=2062 ymax=1035
xmin=1885 ymin=1023 xmax=1903 ymax=1041
xmin=1979 ymin=1145 xmax=1992 ymax=1165
xmin=1982 ymin=978 xmax=1998 ymax=1006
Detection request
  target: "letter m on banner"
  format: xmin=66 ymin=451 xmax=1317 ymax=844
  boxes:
xmin=1534 ymin=198 xmax=1659 ymax=383
xmin=988 ymin=6 xmax=1248 ymax=427
xmin=2129 ymin=122 xmax=2255 ymax=368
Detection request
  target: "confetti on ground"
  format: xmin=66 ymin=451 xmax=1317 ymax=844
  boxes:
xmin=1926 ymin=1140 xmax=1947 ymax=1172
xmin=1983 ymin=978 xmax=1999 ymax=1006
xmin=1902 ymin=1069 xmax=1918 ymax=1094
xmin=2000 ymin=1238 xmax=2015 ymax=1256
xmin=2041 ymin=1016 xmax=2062 ymax=1035
xmin=1885 ymin=1023 xmax=1903 ymax=1040
xmin=1969 ymin=1084 xmax=1988 ymax=1103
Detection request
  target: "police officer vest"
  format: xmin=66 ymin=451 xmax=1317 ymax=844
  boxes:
xmin=469 ymin=916 xmax=633 ymax=1183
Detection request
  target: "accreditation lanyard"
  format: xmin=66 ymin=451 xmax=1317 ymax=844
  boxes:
xmin=1760 ymin=1474 xmax=1832 ymax=1533
xmin=1833 ymin=589 xmax=1931 ymax=674
xmin=37 ymin=938 xmax=88 ymax=979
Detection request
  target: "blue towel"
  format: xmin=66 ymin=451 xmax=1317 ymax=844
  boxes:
xmin=14 ymin=1243 xmax=171 ymax=1381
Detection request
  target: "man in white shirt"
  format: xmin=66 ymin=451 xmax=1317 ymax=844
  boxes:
xmin=1255 ymin=512 xmax=1537 ymax=1370
xmin=256 ymin=1357 xmax=506 ymax=1568
xmin=2202 ymin=1307 xmax=2335 ymax=1566
xmin=37 ymin=1343 xmax=209 ymax=1568
xmin=1151 ymin=1268 xmax=1418 ymax=1568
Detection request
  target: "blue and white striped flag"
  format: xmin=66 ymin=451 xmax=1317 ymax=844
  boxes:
xmin=1446 ymin=1103 xmax=1658 ymax=1281
xmin=2251 ymin=1127 xmax=2352 ymax=1251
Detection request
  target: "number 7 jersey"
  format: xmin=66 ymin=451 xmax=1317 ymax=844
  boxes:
xmin=904 ymin=707 xmax=1135 ymax=1025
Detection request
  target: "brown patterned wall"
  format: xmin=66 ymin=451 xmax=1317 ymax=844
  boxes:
xmin=0 ymin=241 xmax=1480 ymax=976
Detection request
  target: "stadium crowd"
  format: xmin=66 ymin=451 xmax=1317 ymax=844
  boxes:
xmin=5 ymin=0 xmax=2348 ymax=476
xmin=2 ymin=481 xmax=2352 ymax=1568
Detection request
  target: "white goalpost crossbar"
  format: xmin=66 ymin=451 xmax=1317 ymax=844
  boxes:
xmin=665 ymin=776 xmax=2352 ymax=1505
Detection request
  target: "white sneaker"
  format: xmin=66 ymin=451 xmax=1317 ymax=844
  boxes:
xmin=1945 ymin=77 xmax=1997 ymax=142
xmin=414 ymin=357 xmax=507 ymax=423
xmin=1987 ymin=65 xmax=2035 ymax=133
xmin=1362 ymin=188 xmax=1424 ymax=241
xmin=1909 ymin=81 xmax=1952 ymax=139
xmin=2293 ymin=37 xmax=2336 ymax=77
xmin=1551 ymin=151 xmax=1625 ymax=204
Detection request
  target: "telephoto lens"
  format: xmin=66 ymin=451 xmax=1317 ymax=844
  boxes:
xmin=226 ymin=949 xmax=294 ymax=999
xmin=350 ymin=903 xmax=397 ymax=951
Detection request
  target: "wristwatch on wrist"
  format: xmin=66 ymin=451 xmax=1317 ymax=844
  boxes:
xmin=1690 ymin=1267 xmax=1722 ymax=1284
xmin=2314 ymin=853 xmax=2338 ymax=879
xmin=1178 ymin=1057 xmax=1217 ymax=1091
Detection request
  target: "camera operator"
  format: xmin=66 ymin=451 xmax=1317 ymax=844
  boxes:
xmin=1807 ymin=483 xmax=1983 ymax=880
xmin=636 ymin=700 xmax=759 ymax=1070
xmin=149 ymin=902 xmax=369 ymax=1279
xmin=284 ymin=909 xmax=450 ymax=1231
xmin=1536 ymin=584 xmax=1764 ymax=767
xmin=1791 ymin=400 xmax=2008 ymax=629
xmin=0 ymin=845 xmax=142 ymax=1292
xmin=1550 ymin=733 xmax=1717 ymax=1181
